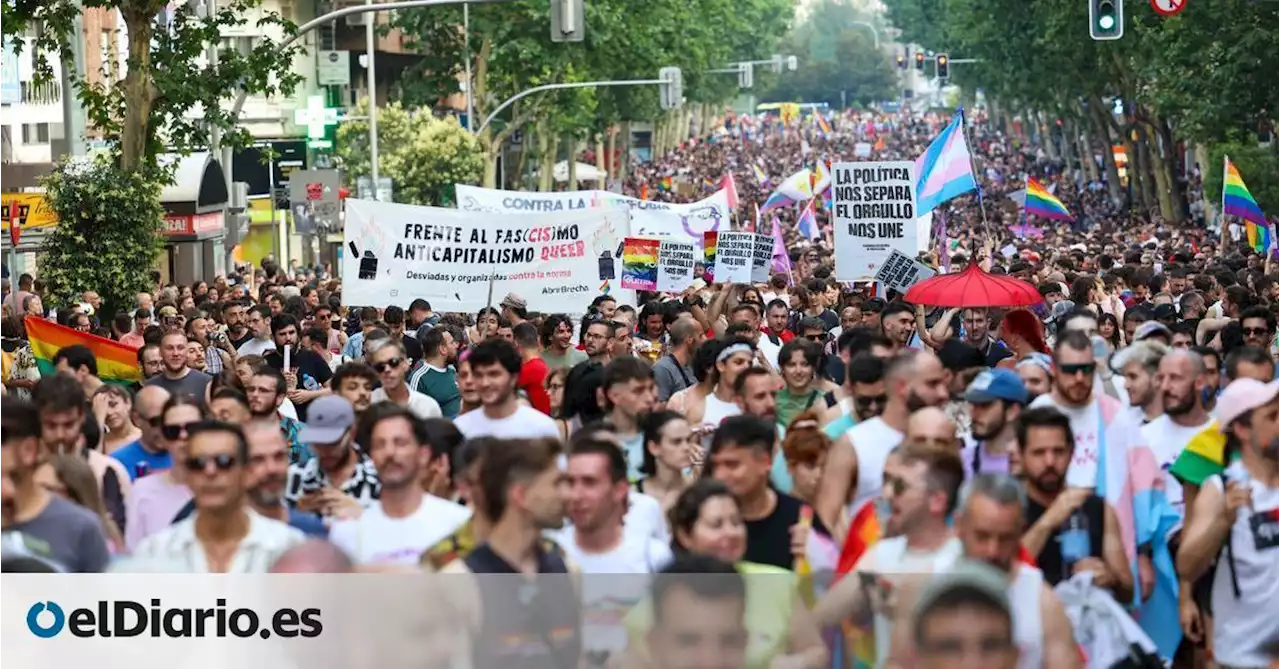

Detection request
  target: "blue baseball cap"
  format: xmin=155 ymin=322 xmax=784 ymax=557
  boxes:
xmin=964 ymin=368 xmax=1029 ymax=405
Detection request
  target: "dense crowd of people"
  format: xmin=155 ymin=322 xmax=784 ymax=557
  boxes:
xmin=1 ymin=107 xmax=1277 ymax=669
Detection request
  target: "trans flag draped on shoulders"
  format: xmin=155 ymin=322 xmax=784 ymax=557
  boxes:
xmin=1087 ymin=394 xmax=1183 ymax=661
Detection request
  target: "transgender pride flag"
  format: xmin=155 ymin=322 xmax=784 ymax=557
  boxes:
xmin=914 ymin=110 xmax=978 ymax=214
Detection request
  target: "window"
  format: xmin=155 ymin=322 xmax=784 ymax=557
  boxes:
xmin=220 ymin=36 xmax=259 ymax=57
xmin=100 ymin=29 xmax=117 ymax=81
xmin=21 ymin=123 xmax=49 ymax=144
xmin=19 ymin=81 xmax=60 ymax=105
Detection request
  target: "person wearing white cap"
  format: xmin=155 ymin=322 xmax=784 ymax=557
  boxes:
xmin=1178 ymin=377 xmax=1279 ymax=669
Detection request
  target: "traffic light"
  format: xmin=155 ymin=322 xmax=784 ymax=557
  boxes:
xmin=658 ymin=67 xmax=683 ymax=110
xmin=895 ymin=54 xmax=907 ymax=69
xmin=914 ymin=51 xmax=925 ymax=70
xmin=737 ymin=62 xmax=754 ymax=89
xmin=1089 ymin=0 xmax=1123 ymax=41
xmin=935 ymin=53 xmax=949 ymax=80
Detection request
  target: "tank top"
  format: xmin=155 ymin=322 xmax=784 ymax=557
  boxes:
xmin=1008 ymin=565 xmax=1045 ymax=669
xmin=699 ymin=393 xmax=743 ymax=450
xmin=1206 ymin=462 xmax=1279 ymax=669
xmin=844 ymin=417 xmax=904 ymax=514
xmin=867 ymin=536 xmax=964 ymax=669
xmin=464 ymin=544 xmax=581 ymax=669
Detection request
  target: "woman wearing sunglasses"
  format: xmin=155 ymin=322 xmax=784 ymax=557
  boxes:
xmin=34 ymin=454 xmax=126 ymax=554
xmin=622 ymin=480 xmax=828 ymax=669
xmin=124 ymin=395 xmax=202 ymax=550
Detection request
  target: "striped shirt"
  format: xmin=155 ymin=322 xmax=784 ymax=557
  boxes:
xmin=284 ymin=448 xmax=381 ymax=508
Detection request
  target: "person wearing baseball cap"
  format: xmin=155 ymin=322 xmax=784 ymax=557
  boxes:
xmin=1178 ymin=377 xmax=1278 ymax=669
xmin=963 ymin=369 xmax=1029 ymax=478
xmin=288 ymin=394 xmax=382 ymax=513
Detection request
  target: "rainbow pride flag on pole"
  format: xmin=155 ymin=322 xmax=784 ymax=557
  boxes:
xmin=24 ymin=316 xmax=142 ymax=385
xmin=1024 ymin=177 xmax=1073 ymax=221
xmin=1222 ymin=156 xmax=1273 ymax=253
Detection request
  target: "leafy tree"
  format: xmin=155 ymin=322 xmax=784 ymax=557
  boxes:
xmin=336 ymin=99 xmax=485 ymax=207
xmin=3 ymin=0 xmax=303 ymax=172
xmin=38 ymin=157 xmax=167 ymax=318
xmin=765 ymin=0 xmax=896 ymax=107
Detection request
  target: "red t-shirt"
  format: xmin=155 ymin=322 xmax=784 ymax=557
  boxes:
xmin=518 ymin=357 xmax=552 ymax=415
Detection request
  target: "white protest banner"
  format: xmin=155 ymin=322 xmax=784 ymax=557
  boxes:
xmin=751 ymin=233 xmax=774 ymax=283
xmin=657 ymin=239 xmax=697 ymax=292
xmin=712 ymin=231 xmax=756 ymax=284
xmin=342 ymin=199 xmax=628 ymax=313
xmin=455 ymin=184 xmax=729 ymax=247
xmin=874 ymin=249 xmax=937 ymax=294
xmin=854 ymin=142 xmax=872 ymax=158
xmin=831 ymin=161 xmax=918 ymax=280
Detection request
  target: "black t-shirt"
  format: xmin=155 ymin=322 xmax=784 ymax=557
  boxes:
xmin=744 ymin=491 xmax=817 ymax=570
xmin=1024 ymin=493 xmax=1106 ymax=586
xmin=400 ymin=334 xmax=423 ymax=363
xmin=263 ymin=348 xmax=333 ymax=420
xmin=464 ymin=543 xmax=580 ymax=669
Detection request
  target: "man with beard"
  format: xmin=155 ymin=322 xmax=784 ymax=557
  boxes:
xmin=1017 ymin=407 xmax=1133 ymax=598
xmin=962 ymin=369 xmax=1028 ymax=478
xmin=263 ymin=314 xmax=332 ymax=420
xmin=815 ymin=350 xmax=949 ymax=538
xmin=331 ymin=361 xmax=377 ymax=423
xmin=145 ymin=331 xmax=212 ymax=406
xmin=542 ymin=314 xmax=588 ymax=371
xmin=885 ymin=473 xmax=1081 ymax=669
xmin=1 ymin=400 xmax=110 ymax=572
xmin=286 ymin=395 xmax=380 ymax=517
xmin=454 ymin=339 xmax=560 ymax=440
xmin=177 ymin=420 xmax=328 ymax=537
xmin=822 ymin=350 xmax=892 ymax=438
xmin=581 ymin=317 xmax=614 ymax=365
xmin=928 ymin=308 xmax=1012 ymax=367
xmin=879 ymin=301 xmax=918 ymax=352
xmin=1143 ymin=350 xmax=1214 ymax=528
xmin=1112 ymin=341 xmax=1168 ymax=425
xmin=411 ymin=325 xmax=462 ymax=418
xmin=814 ymin=444 xmax=965 ymax=669
xmin=329 ymin=404 xmax=471 ymax=565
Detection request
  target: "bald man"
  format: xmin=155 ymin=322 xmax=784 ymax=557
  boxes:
xmin=270 ymin=540 xmax=354 ymax=573
xmin=111 ymin=385 xmax=172 ymax=480
xmin=904 ymin=406 xmax=959 ymax=451
xmin=1143 ymin=349 xmax=1213 ymax=533
xmin=815 ymin=350 xmax=951 ymax=540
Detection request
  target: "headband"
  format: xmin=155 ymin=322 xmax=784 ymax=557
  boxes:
xmin=1016 ymin=353 xmax=1052 ymax=373
xmin=716 ymin=343 xmax=754 ymax=364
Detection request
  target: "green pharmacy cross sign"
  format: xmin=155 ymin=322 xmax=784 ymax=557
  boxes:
xmin=295 ymin=95 xmax=338 ymax=149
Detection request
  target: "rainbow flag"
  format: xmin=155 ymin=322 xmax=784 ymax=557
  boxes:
xmin=24 ymin=316 xmax=141 ymax=385
xmin=1168 ymin=421 xmax=1227 ymax=486
xmin=657 ymin=176 xmax=673 ymax=192
xmin=1222 ymin=157 xmax=1272 ymax=253
xmin=815 ymin=113 xmax=833 ymax=138
xmin=1025 ymin=177 xmax=1073 ymax=221
xmin=834 ymin=500 xmax=881 ymax=669
xmin=702 ymin=176 xmax=716 ymax=190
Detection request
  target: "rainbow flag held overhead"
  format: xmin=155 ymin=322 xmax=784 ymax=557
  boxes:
xmin=1025 ymin=177 xmax=1073 ymax=222
xmin=1222 ymin=157 xmax=1272 ymax=253
xmin=815 ymin=113 xmax=833 ymax=138
xmin=25 ymin=316 xmax=141 ymax=385
xmin=657 ymin=176 xmax=673 ymax=192
xmin=702 ymin=176 xmax=716 ymax=191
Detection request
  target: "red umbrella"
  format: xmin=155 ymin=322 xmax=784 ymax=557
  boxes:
xmin=905 ymin=263 xmax=1043 ymax=308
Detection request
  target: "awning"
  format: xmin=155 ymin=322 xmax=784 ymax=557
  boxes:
xmin=159 ymin=152 xmax=228 ymax=241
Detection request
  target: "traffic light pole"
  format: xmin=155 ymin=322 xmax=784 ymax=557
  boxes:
xmin=475 ymin=79 xmax=665 ymax=136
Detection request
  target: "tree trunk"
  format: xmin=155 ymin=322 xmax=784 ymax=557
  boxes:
xmin=594 ymin=133 xmax=606 ymax=189
xmin=1039 ymin=111 xmax=1059 ymax=161
xmin=566 ymin=135 xmax=577 ymax=191
xmin=536 ymin=118 xmax=554 ymax=192
xmin=1088 ymin=103 xmax=1123 ymax=204
xmin=606 ymin=129 xmax=617 ymax=180
xmin=1196 ymin=143 xmax=1216 ymax=224
xmin=120 ymin=10 xmax=159 ymax=172
xmin=1077 ymin=120 xmax=1100 ymax=182
xmin=1155 ymin=117 xmax=1185 ymax=222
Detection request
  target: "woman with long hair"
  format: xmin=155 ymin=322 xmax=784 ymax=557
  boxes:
xmin=34 ymin=454 xmax=126 ymax=553
xmin=1099 ymin=311 xmax=1123 ymax=351
xmin=544 ymin=367 xmax=568 ymax=418
xmin=998 ymin=308 xmax=1050 ymax=366
xmin=622 ymin=480 xmax=828 ymax=669
xmin=635 ymin=411 xmax=697 ymax=514
xmin=92 ymin=385 xmax=141 ymax=453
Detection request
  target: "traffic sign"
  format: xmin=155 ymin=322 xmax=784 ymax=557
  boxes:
xmin=1149 ymin=0 xmax=1185 ymax=16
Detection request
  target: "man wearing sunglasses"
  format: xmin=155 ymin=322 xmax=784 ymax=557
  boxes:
xmin=368 ymin=339 xmax=442 ymax=421
xmin=1239 ymin=306 xmax=1275 ymax=354
xmin=134 ymin=421 xmax=306 ymax=573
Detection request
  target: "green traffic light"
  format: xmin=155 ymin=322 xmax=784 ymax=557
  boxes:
xmin=1098 ymin=15 xmax=1115 ymax=30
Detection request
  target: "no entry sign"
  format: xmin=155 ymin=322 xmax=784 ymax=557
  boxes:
xmin=1150 ymin=0 xmax=1186 ymax=17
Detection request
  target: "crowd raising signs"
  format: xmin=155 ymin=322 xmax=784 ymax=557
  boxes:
xmin=831 ymin=161 xmax=918 ymax=280
xmin=341 ymin=199 xmax=628 ymax=313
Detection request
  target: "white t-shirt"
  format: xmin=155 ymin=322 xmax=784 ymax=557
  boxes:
xmin=454 ymin=404 xmax=561 ymax=439
xmin=237 ymin=338 xmax=276 ymax=357
xmin=624 ymin=491 xmax=670 ymax=544
xmin=1140 ymin=415 xmax=1213 ymax=527
xmin=370 ymin=386 xmax=443 ymax=420
xmin=859 ymin=536 xmax=964 ymax=668
xmin=1029 ymin=395 xmax=1105 ymax=489
xmin=843 ymin=416 xmax=905 ymax=512
xmin=551 ymin=526 xmax=672 ymax=574
xmin=329 ymin=493 xmax=471 ymax=565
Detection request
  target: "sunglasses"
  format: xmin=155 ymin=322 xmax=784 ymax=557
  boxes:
xmin=1244 ymin=327 xmax=1270 ymax=337
xmin=855 ymin=394 xmax=888 ymax=409
xmin=372 ymin=357 xmax=404 ymax=373
xmin=184 ymin=454 xmax=239 ymax=473
xmin=804 ymin=334 xmax=825 ymax=342
xmin=1058 ymin=362 xmax=1097 ymax=377
xmin=162 ymin=422 xmax=199 ymax=440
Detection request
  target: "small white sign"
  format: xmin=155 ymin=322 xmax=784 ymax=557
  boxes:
xmin=317 ymin=50 xmax=351 ymax=86
xmin=874 ymin=249 xmax=937 ymax=293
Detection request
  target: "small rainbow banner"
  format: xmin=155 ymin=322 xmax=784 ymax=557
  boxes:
xmin=25 ymin=315 xmax=141 ymax=385
xmin=1025 ymin=177 xmax=1073 ymax=222
xmin=1222 ymin=157 xmax=1272 ymax=253
xmin=657 ymin=176 xmax=673 ymax=192
xmin=834 ymin=500 xmax=882 ymax=669
xmin=620 ymin=237 xmax=660 ymax=291
xmin=703 ymin=230 xmax=718 ymax=283
xmin=815 ymin=113 xmax=833 ymax=138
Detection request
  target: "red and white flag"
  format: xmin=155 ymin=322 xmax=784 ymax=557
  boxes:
xmin=721 ymin=173 xmax=739 ymax=209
